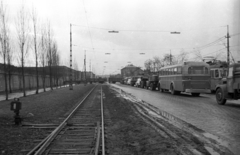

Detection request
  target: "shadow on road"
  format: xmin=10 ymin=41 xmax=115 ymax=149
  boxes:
xmin=224 ymin=103 xmax=240 ymax=109
xmin=160 ymin=91 xmax=208 ymax=98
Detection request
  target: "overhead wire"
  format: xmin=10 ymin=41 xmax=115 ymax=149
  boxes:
xmin=82 ymin=0 xmax=95 ymax=72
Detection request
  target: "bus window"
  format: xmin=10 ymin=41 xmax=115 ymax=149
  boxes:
xmin=188 ymin=67 xmax=193 ymax=74
xmin=173 ymin=68 xmax=177 ymax=74
xmin=177 ymin=67 xmax=182 ymax=74
xmin=169 ymin=68 xmax=172 ymax=75
xmin=211 ymin=70 xmax=214 ymax=77
xmin=188 ymin=66 xmax=209 ymax=74
xmin=204 ymin=67 xmax=209 ymax=74
xmin=215 ymin=70 xmax=219 ymax=78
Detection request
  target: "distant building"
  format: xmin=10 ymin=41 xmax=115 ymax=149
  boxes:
xmin=121 ymin=64 xmax=144 ymax=77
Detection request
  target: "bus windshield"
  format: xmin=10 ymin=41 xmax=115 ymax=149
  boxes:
xmin=188 ymin=66 xmax=208 ymax=74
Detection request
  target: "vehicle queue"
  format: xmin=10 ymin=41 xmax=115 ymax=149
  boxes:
xmin=120 ymin=61 xmax=240 ymax=105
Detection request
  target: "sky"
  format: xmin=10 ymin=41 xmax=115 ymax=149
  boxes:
xmin=1 ymin=0 xmax=240 ymax=76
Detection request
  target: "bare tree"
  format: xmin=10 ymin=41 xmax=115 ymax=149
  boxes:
xmin=6 ymin=36 xmax=14 ymax=93
xmin=39 ymin=23 xmax=47 ymax=92
xmin=31 ymin=7 xmax=40 ymax=94
xmin=0 ymin=1 xmax=9 ymax=100
xmin=51 ymin=41 xmax=60 ymax=87
xmin=15 ymin=3 xmax=30 ymax=97
xmin=177 ymin=49 xmax=189 ymax=63
xmin=163 ymin=54 xmax=176 ymax=66
xmin=46 ymin=22 xmax=53 ymax=90
xmin=194 ymin=48 xmax=203 ymax=61
xmin=153 ymin=56 xmax=163 ymax=72
xmin=144 ymin=59 xmax=153 ymax=74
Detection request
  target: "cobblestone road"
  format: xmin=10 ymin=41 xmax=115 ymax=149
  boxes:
xmin=112 ymin=84 xmax=240 ymax=155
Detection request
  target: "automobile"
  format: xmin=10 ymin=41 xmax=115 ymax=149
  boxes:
xmin=127 ymin=78 xmax=132 ymax=85
xmin=135 ymin=76 xmax=148 ymax=88
xmin=129 ymin=76 xmax=138 ymax=86
xmin=123 ymin=77 xmax=129 ymax=84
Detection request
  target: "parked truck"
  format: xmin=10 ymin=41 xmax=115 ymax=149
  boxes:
xmin=145 ymin=75 xmax=159 ymax=90
xmin=215 ymin=63 xmax=240 ymax=105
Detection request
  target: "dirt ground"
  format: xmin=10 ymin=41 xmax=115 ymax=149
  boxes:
xmin=0 ymin=84 xmax=233 ymax=155
xmin=103 ymin=86 xmax=178 ymax=155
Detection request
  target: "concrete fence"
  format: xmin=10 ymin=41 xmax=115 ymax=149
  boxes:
xmin=0 ymin=72 xmax=65 ymax=93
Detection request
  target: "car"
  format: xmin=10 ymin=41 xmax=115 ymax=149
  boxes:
xmin=135 ymin=77 xmax=148 ymax=88
xmin=127 ymin=78 xmax=132 ymax=85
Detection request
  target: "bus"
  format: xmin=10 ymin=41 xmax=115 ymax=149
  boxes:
xmin=158 ymin=61 xmax=211 ymax=96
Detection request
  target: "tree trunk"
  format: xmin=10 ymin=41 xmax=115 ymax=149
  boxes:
xmin=42 ymin=67 xmax=46 ymax=92
xmin=8 ymin=68 xmax=12 ymax=93
xmin=21 ymin=45 xmax=26 ymax=97
xmin=50 ymin=65 xmax=53 ymax=90
xmin=3 ymin=58 xmax=8 ymax=100
xmin=35 ymin=38 xmax=39 ymax=94
xmin=36 ymin=64 xmax=39 ymax=94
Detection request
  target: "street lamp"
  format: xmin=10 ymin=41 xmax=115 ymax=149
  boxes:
xmin=170 ymin=31 xmax=181 ymax=34
xmin=108 ymin=30 xmax=119 ymax=33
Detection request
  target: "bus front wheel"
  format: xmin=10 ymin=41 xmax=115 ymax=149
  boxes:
xmin=216 ymin=88 xmax=226 ymax=105
xmin=170 ymin=84 xmax=177 ymax=95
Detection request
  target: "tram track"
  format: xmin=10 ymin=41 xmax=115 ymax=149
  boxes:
xmin=27 ymin=85 xmax=106 ymax=155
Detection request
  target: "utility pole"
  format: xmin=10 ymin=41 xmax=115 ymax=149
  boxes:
xmin=69 ymin=24 xmax=73 ymax=90
xmin=226 ymin=25 xmax=230 ymax=66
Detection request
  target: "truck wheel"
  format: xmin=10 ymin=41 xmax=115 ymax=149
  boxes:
xmin=170 ymin=84 xmax=177 ymax=95
xmin=150 ymin=83 xmax=154 ymax=91
xmin=216 ymin=88 xmax=226 ymax=105
xmin=191 ymin=93 xmax=200 ymax=97
xmin=159 ymin=84 xmax=163 ymax=92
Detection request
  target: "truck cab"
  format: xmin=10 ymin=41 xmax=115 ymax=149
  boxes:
xmin=210 ymin=68 xmax=227 ymax=92
xmin=146 ymin=75 xmax=159 ymax=90
xmin=215 ymin=63 xmax=240 ymax=105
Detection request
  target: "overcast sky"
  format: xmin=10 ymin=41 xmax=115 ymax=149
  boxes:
xmin=2 ymin=0 xmax=240 ymax=75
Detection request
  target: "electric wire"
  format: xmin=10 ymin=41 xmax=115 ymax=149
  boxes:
xmin=82 ymin=0 xmax=95 ymax=72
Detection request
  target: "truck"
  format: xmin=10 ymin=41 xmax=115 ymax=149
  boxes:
xmin=215 ymin=63 xmax=240 ymax=105
xmin=209 ymin=63 xmax=228 ymax=93
xmin=145 ymin=75 xmax=159 ymax=90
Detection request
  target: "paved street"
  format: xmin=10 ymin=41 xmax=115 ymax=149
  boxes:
xmin=112 ymin=83 xmax=240 ymax=155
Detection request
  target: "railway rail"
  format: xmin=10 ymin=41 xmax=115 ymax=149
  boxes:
xmin=27 ymin=85 xmax=106 ymax=155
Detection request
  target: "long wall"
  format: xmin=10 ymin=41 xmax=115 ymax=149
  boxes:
xmin=0 ymin=72 xmax=65 ymax=93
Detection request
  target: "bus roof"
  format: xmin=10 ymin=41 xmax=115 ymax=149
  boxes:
xmin=160 ymin=61 xmax=209 ymax=70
